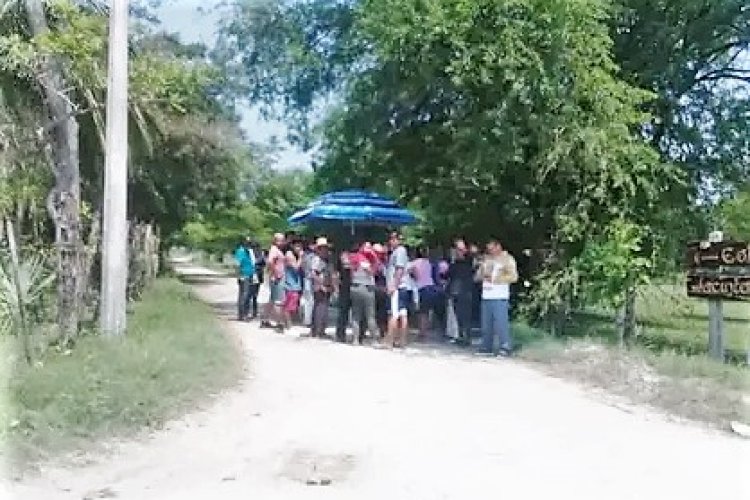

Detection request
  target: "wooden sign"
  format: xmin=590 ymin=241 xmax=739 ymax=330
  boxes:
xmin=687 ymin=274 xmax=750 ymax=300
xmin=686 ymin=241 xmax=750 ymax=269
xmin=685 ymin=237 xmax=749 ymax=361
xmin=686 ymin=240 xmax=749 ymax=301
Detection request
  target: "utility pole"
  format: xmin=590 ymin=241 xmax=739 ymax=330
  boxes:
xmin=99 ymin=0 xmax=130 ymax=336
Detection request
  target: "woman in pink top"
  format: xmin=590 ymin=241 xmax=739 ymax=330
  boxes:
xmin=410 ymin=247 xmax=439 ymax=340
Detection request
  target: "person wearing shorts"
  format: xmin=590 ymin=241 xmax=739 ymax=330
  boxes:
xmin=262 ymin=233 xmax=286 ymax=331
xmin=282 ymin=240 xmax=303 ymax=329
xmin=389 ymin=288 xmax=412 ymax=319
xmin=384 ymin=232 xmax=410 ymax=348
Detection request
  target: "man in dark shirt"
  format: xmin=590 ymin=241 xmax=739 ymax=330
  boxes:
xmin=373 ymin=243 xmax=389 ymax=336
xmin=448 ymin=239 xmax=479 ymax=346
xmin=310 ymin=237 xmax=334 ymax=337
xmin=250 ymin=243 xmax=266 ymax=319
xmin=335 ymin=244 xmax=355 ymax=343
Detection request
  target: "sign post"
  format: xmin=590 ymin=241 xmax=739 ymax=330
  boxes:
xmin=707 ymin=299 xmax=724 ymax=360
xmin=685 ymin=234 xmax=749 ymax=362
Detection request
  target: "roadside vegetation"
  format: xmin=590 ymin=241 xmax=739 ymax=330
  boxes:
xmin=514 ymin=281 xmax=749 ymax=427
xmin=1 ymin=278 xmax=242 ymax=471
xmin=1 ymin=1 xmax=304 ymax=473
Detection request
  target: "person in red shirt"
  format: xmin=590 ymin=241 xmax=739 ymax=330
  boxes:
xmin=348 ymin=242 xmax=381 ymax=344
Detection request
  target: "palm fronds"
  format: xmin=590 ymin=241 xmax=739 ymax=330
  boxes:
xmin=0 ymin=219 xmax=55 ymax=363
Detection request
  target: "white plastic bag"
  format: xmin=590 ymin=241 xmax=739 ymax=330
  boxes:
xmin=445 ymin=296 xmax=459 ymax=339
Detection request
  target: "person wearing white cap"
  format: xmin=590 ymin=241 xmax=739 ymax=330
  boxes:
xmin=309 ymin=236 xmax=334 ymax=337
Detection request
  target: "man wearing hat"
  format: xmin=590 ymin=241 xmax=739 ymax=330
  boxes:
xmin=309 ymin=237 xmax=334 ymax=337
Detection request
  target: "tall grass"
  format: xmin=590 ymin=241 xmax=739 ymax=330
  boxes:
xmin=562 ymin=281 xmax=750 ymax=361
xmin=517 ymin=326 xmax=749 ymax=427
xmin=1 ymin=278 xmax=242 ymax=470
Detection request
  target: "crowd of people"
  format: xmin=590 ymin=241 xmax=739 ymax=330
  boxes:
xmin=234 ymin=230 xmax=518 ymax=357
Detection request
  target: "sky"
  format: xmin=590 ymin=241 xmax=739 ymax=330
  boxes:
xmin=154 ymin=0 xmax=312 ymax=171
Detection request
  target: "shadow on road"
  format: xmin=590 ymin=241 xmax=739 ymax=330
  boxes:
xmin=178 ymin=274 xmax=229 ymax=285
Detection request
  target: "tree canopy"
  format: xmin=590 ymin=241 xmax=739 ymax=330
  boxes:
xmin=216 ymin=0 xmax=748 ymax=320
xmin=0 ymin=0 xmax=304 ymax=339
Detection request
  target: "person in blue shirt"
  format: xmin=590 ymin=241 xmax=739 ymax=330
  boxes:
xmin=234 ymin=237 xmax=256 ymax=321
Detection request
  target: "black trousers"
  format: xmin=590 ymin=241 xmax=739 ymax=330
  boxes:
xmin=375 ymin=287 xmax=388 ymax=333
xmin=311 ymin=291 xmax=330 ymax=337
xmin=237 ymin=278 xmax=254 ymax=320
xmin=433 ymin=289 xmax=447 ymax=333
xmin=336 ymin=290 xmax=351 ymax=342
xmin=452 ymin=291 xmax=473 ymax=340
xmin=248 ymin=283 xmax=259 ymax=318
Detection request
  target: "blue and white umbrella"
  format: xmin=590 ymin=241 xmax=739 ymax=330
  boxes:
xmin=288 ymin=190 xmax=417 ymax=228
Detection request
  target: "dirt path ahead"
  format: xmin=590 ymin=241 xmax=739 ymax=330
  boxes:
xmin=9 ymin=265 xmax=749 ymax=500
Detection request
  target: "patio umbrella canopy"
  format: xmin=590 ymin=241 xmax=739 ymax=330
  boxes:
xmin=288 ymin=190 xmax=417 ymax=227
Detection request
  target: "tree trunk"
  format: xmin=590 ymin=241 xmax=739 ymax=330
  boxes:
xmin=24 ymin=0 xmax=83 ymax=344
xmin=618 ymin=287 xmax=637 ymax=347
xmin=81 ymin=212 xmax=101 ymax=325
xmin=550 ymin=303 xmax=566 ymax=337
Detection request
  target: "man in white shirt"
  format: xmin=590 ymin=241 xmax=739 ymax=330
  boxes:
xmin=384 ymin=231 xmax=411 ymax=348
xmin=476 ymin=237 xmax=518 ymax=357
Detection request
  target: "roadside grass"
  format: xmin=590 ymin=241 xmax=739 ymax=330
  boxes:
xmin=514 ymin=323 xmax=749 ymax=428
xmin=554 ymin=282 xmax=749 ymax=361
xmin=1 ymin=278 xmax=242 ymax=471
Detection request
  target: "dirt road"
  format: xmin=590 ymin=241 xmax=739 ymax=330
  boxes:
xmin=8 ymin=266 xmax=749 ymax=499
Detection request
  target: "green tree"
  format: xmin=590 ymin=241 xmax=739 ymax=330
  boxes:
xmin=252 ymin=169 xmax=315 ymax=232
xmin=612 ymin=0 xmax=749 ymax=191
xmin=717 ymin=183 xmax=750 ymax=240
xmin=610 ymin=0 xmax=749 ymax=263
xmin=218 ymin=0 xmax=748 ymax=245
xmin=1 ymin=1 xmax=261 ymax=339
xmin=181 ymin=204 xmax=274 ymax=256
xmin=217 ymin=0 xmax=691 ymax=333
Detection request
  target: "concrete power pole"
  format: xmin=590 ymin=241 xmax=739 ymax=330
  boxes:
xmin=100 ymin=0 xmax=130 ymax=336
